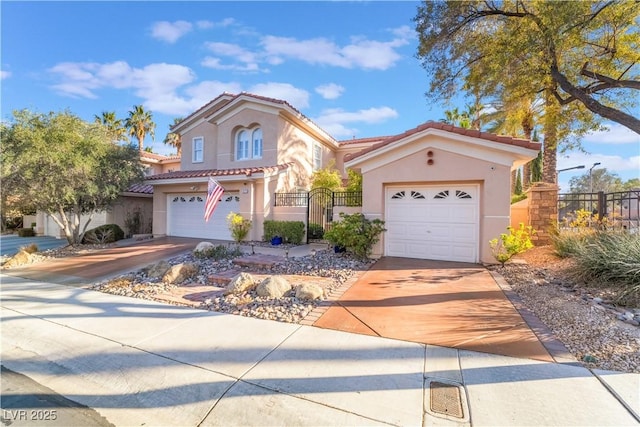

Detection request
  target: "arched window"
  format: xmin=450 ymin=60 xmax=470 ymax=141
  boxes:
xmin=252 ymin=128 xmax=263 ymax=159
xmin=236 ymin=130 xmax=249 ymax=160
xmin=235 ymin=127 xmax=262 ymax=161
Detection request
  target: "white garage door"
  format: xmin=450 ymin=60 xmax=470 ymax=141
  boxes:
xmin=167 ymin=193 xmax=239 ymax=240
xmin=385 ymin=185 xmax=479 ymax=263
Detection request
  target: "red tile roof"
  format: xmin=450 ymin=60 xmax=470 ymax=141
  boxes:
xmin=139 ymin=151 xmax=180 ymax=161
xmin=338 ymin=136 xmax=392 ymax=146
xmin=344 ymin=121 xmax=541 ymax=162
xmin=172 ymin=92 xmax=336 ymax=144
xmin=145 ymin=164 xmax=292 ymax=181
xmin=126 ymin=184 xmax=154 ymax=194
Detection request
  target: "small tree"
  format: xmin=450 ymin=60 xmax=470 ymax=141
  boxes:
xmin=1 ymin=110 xmax=145 ymax=244
xmin=514 ymin=169 xmax=523 ymax=195
xmin=226 ymin=212 xmax=251 ymax=242
xmin=310 ymin=160 xmax=343 ymax=191
xmin=489 ymin=224 xmax=536 ymax=267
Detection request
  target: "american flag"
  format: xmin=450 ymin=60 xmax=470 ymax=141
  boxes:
xmin=204 ymin=177 xmax=224 ymax=222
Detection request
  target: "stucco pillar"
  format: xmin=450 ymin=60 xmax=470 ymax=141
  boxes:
xmin=526 ymin=182 xmax=558 ymax=245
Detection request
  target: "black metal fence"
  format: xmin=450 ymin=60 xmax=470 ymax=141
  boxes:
xmin=274 ymin=191 xmax=362 ymax=207
xmin=558 ymin=190 xmax=640 ymax=230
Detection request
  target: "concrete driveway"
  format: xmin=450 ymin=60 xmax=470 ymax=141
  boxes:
xmin=314 ymin=257 xmax=561 ymax=362
xmin=1 ymin=237 xmax=201 ymax=286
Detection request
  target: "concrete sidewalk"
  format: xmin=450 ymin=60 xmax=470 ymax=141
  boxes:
xmin=1 ymin=275 xmax=638 ymax=427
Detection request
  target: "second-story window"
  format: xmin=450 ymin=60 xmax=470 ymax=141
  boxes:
xmin=313 ymin=144 xmax=322 ymax=170
xmin=235 ymin=127 xmax=262 ymax=161
xmin=193 ymin=137 xmax=204 ymax=163
xmin=252 ymin=128 xmax=263 ymax=159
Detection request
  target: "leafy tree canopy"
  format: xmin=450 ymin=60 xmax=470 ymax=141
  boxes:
xmin=567 ymin=167 xmax=635 ymax=193
xmin=310 ymin=161 xmax=343 ymax=191
xmin=1 ymin=110 xmax=145 ymax=244
xmin=415 ymin=0 xmax=640 ymax=134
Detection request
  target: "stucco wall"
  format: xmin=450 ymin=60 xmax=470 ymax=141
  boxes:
xmin=359 ymin=147 xmax=512 ymax=263
xmin=181 ymin=121 xmax=219 ymax=171
xmin=108 ymin=196 xmax=153 ymax=237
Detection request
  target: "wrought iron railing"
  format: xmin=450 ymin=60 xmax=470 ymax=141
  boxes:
xmin=558 ymin=190 xmax=640 ymax=230
xmin=274 ymin=190 xmax=363 ymax=207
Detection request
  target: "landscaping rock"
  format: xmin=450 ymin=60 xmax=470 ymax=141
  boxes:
xmin=194 ymin=241 xmax=215 ymax=254
xmin=145 ymin=260 xmax=171 ymax=279
xmin=295 ymin=283 xmax=324 ymax=300
xmin=162 ymin=263 xmax=199 ymax=284
xmin=224 ymin=272 xmax=256 ymax=295
xmin=3 ymin=250 xmax=32 ymax=268
xmin=256 ymin=276 xmax=292 ymax=298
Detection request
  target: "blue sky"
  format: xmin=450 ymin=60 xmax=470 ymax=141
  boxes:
xmin=2 ymin=1 xmax=638 ymax=191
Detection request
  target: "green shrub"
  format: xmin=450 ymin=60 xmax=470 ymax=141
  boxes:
xmin=510 ymin=193 xmax=527 ymax=204
xmin=194 ymin=244 xmax=242 ymax=260
xmin=324 ymin=213 xmax=386 ymax=260
xmin=568 ymin=231 xmax=640 ymax=305
xmin=489 ymin=223 xmax=536 ymax=266
xmin=17 ymin=228 xmax=35 ymax=237
xmin=263 ymin=220 xmax=306 ymax=244
xmin=227 ymin=212 xmax=252 ymax=242
xmin=308 ymin=223 xmax=325 ymax=240
xmin=83 ymin=224 xmax=124 ymax=244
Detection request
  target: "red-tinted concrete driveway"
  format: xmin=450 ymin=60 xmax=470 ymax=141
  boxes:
xmin=314 ymin=257 xmax=554 ymax=362
xmin=2 ymin=237 xmax=201 ymax=286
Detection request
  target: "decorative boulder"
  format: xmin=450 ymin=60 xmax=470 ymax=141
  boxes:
xmin=224 ymin=272 xmax=256 ymax=295
xmin=194 ymin=241 xmax=215 ymax=254
xmin=145 ymin=260 xmax=171 ymax=279
xmin=295 ymin=283 xmax=324 ymax=301
xmin=256 ymin=276 xmax=292 ymax=298
xmin=3 ymin=250 xmax=31 ymax=268
xmin=162 ymin=263 xmax=199 ymax=284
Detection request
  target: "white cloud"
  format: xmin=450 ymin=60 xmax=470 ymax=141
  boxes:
xmin=582 ymin=124 xmax=640 ymax=145
xmin=151 ymin=20 xmax=193 ymax=43
xmin=314 ymin=107 xmax=399 ymax=138
xmin=248 ymin=83 xmax=310 ymax=108
xmin=315 ymin=83 xmax=345 ymax=100
xmin=389 ymin=25 xmax=416 ymax=40
xmin=1 ymin=70 xmax=11 ymax=80
xmin=260 ymin=32 xmax=409 ymax=70
xmin=203 ymin=42 xmax=262 ymax=72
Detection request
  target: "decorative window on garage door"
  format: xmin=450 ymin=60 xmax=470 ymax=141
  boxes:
xmin=391 ymin=190 xmax=426 ymax=200
xmin=434 ymin=190 xmax=473 ymax=200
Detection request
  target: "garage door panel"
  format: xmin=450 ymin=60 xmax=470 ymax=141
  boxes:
xmin=167 ymin=193 xmax=238 ymax=240
xmin=385 ymin=185 xmax=479 ymax=263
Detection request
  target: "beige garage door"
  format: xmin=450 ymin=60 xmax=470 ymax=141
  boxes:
xmin=385 ymin=185 xmax=479 ymax=263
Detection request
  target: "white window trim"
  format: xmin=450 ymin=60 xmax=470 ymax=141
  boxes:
xmin=192 ymin=137 xmax=204 ymax=163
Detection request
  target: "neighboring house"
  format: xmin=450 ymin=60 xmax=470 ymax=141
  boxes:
xmin=146 ymin=92 xmax=540 ymax=263
xmin=35 ymin=152 xmax=180 ymax=239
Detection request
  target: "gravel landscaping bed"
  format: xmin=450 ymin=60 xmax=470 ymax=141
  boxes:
xmin=91 ymin=248 xmax=373 ymax=323
xmin=493 ymin=246 xmax=640 ymax=373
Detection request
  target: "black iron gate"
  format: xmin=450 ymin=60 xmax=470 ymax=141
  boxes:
xmin=307 ymin=188 xmax=333 ymax=243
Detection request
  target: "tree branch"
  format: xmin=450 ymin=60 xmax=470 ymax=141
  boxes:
xmin=551 ymin=65 xmax=640 ymax=133
xmin=580 ymin=63 xmax=640 ymax=90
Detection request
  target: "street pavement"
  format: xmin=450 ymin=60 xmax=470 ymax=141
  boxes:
xmin=0 ymin=235 xmax=67 ymax=257
xmin=1 ymin=274 xmax=638 ymax=427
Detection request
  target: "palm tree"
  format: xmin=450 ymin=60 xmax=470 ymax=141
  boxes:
xmin=163 ymin=118 xmax=183 ymax=156
xmin=94 ymin=111 xmax=127 ymax=143
xmin=125 ymin=105 xmax=155 ymax=151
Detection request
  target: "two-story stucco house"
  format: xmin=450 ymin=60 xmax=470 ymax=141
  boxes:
xmin=146 ymin=92 xmax=541 ymax=263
